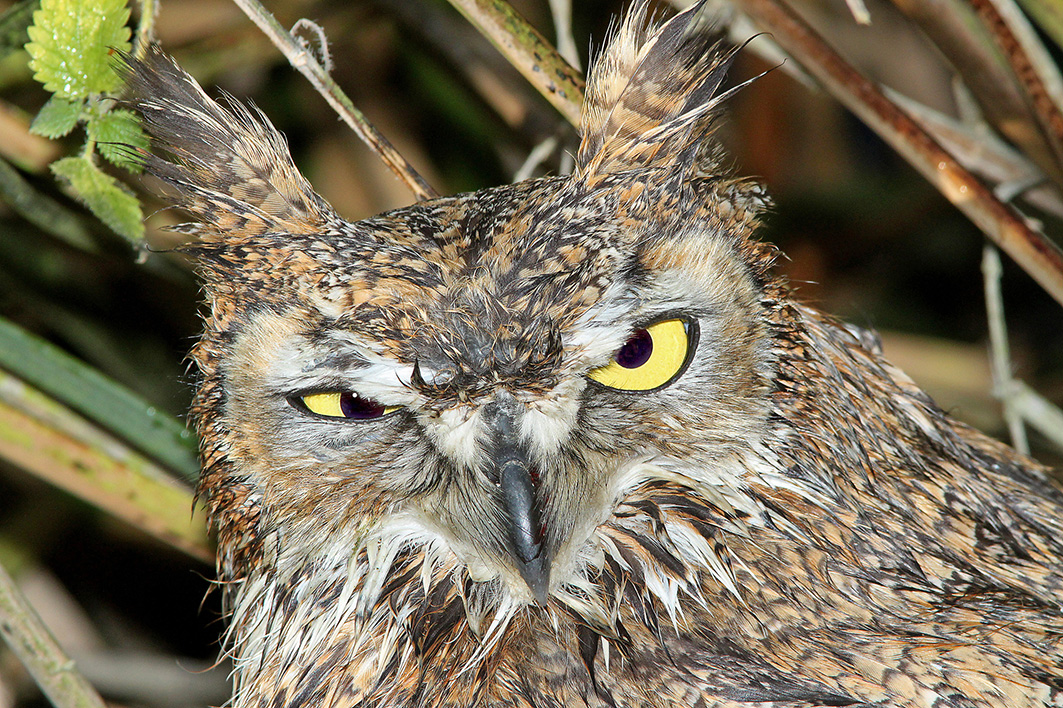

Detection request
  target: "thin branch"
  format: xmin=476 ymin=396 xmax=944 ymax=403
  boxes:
xmin=885 ymin=86 xmax=1063 ymax=218
xmin=735 ymin=0 xmax=1063 ymax=308
xmin=842 ymin=0 xmax=872 ymax=25
xmin=989 ymin=0 xmax=1063 ymax=110
xmin=228 ymin=0 xmax=438 ymax=201
xmin=548 ymin=0 xmax=582 ymax=71
xmin=0 ymin=560 xmax=108 ymax=708
xmin=133 ymin=0 xmax=159 ymax=60
xmin=444 ymin=0 xmax=584 ymax=126
xmin=890 ymin=0 xmax=1063 ymax=185
xmin=967 ymin=0 xmax=1063 ymax=182
xmin=981 ymin=244 xmax=1029 ymax=453
xmin=513 ymin=135 xmax=559 ymax=181
xmin=1009 ymin=380 xmax=1063 ymax=452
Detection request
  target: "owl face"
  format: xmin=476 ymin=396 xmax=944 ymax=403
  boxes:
xmin=125 ymin=0 xmax=768 ymax=621
xmin=204 ymin=172 xmax=771 ymax=603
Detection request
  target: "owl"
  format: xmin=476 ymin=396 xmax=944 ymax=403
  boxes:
xmin=125 ymin=3 xmax=1063 ymax=707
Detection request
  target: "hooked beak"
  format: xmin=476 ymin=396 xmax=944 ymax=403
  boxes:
xmin=484 ymin=400 xmax=550 ymax=605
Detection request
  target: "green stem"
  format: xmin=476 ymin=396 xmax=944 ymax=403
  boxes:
xmin=134 ymin=0 xmax=159 ymax=59
xmin=445 ymin=0 xmax=584 ymax=126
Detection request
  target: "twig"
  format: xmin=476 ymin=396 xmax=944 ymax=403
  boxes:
xmin=735 ymin=0 xmax=1063 ymax=308
xmin=967 ymin=0 xmax=1063 ymax=184
xmin=0 ymin=560 xmax=108 ymax=708
xmin=548 ymin=0 xmax=582 ymax=71
xmin=444 ymin=0 xmax=584 ymax=126
xmin=228 ymin=0 xmax=438 ymax=201
xmin=885 ymin=86 xmax=1063 ymax=218
xmin=291 ymin=18 xmax=333 ymax=73
xmin=981 ymin=244 xmax=1029 ymax=453
xmin=72 ymin=650 xmax=230 ymax=706
xmin=1008 ymin=380 xmax=1063 ymax=452
xmin=513 ymin=135 xmax=559 ymax=181
xmin=890 ymin=0 xmax=1063 ymax=185
xmin=981 ymin=245 xmax=1063 ymax=454
xmin=842 ymin=0 xmax=872 ymax=25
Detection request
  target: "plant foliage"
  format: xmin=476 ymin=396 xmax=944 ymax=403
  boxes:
xmin=23 ymin=0 xmax=146 ymax=240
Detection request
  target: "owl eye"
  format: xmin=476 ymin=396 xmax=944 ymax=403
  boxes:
xmin=296 ymin=391 xmax=398 ymax=420
xmin=588 ymin=318 xmax=696 ymax=392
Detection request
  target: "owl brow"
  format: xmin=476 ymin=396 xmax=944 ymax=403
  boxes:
xmin=308 ymin=350 xmax=374 ymax=372
xmin=283 ymin=380 xmax=362 ymax=397
xmin=628 ymin=307 xmax=708 ymax=329
xmin=593 ymin=307 xmax=707 ymax=339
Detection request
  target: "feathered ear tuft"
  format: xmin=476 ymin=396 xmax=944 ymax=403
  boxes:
xmin=120 ymin=45 xmax=337 ymax=240
xmin=575 ymin=1 xmax=744 ymax=185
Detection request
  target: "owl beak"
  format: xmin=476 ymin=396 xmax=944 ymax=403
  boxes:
xmin=498 ymin=455 xmax=550 ymax=605
xmin=484 ymin=400 xmax=551 ymax=605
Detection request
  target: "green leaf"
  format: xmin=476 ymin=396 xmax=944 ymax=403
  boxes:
xmin=50 ymin=156 xmax=143 ymax=240
xmin=25 ymin=0 xmax=131 ymax=99
xmin=0 ymin=316 xmax=199 ymax=483
xmin=0 ymin=0 xmax=38 ymax=60
xmin=29 ymin=94 xmax=82 ymax=138
xmin=89 ymin=109 xmax=148 ymax=171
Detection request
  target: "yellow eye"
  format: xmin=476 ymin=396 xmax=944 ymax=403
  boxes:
xmin=298 ymin=392 xmax=397 ymax=420
xmin=587 ymin=318 xmax=695 ymax=391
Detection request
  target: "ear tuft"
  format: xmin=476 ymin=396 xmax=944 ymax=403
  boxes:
xmin=575 ymin=1 xmax=745 ymax=186
xmin=121 ymin=45 xmax=337 ymax=240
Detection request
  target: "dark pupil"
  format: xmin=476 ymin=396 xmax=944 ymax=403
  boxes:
xmin=615 ymin=328 xmax=653 ymax=369
xmin=339 ymin=392 xmax=386 ymax=419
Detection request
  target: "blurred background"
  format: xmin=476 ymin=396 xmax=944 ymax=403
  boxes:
xmin=0 ymin=0 xmax=1060 ymax=705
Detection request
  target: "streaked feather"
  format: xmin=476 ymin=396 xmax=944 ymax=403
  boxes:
xmin=121 ymin=45 xmax=336 ymax=239
xmin=576 ymin=0 xmax=738 ymax=184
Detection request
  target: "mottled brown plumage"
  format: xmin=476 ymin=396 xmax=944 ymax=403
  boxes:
xmin=127 ymin=3 xmax=1063 ymax=706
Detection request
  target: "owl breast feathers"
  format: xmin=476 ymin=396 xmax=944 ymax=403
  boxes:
xmin=126 ymin=3 xmax=1063 ymax=707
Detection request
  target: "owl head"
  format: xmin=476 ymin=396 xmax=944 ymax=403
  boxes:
xmin=128 ymin=2 xmax=772 ymax=614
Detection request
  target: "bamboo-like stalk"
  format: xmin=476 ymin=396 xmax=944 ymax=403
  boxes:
xmin=0 ymin=370 xmax=212 ymax=563
xmin=0 ymin=317 xmax=198 ymax=483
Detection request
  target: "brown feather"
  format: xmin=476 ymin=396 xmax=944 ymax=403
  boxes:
xmin=576 ymin=0 xmax=737 ymax=184
xmin=123 ymin=4 xmax=1063 ymax=707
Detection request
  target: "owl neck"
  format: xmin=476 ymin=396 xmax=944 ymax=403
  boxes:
xmin=214 ymin=453 xmax=777 ymax=708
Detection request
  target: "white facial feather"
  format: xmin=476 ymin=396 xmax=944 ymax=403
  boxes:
xmin=420 ymin=405 xmax=482 ymax=471
xmin=520 ymin=377 xmax=586 ymax=459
